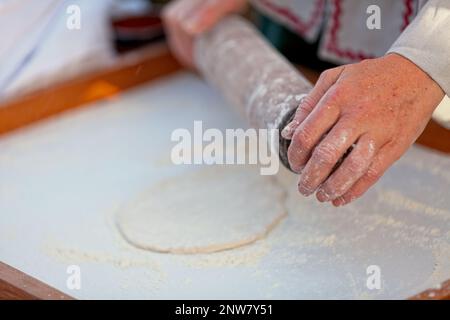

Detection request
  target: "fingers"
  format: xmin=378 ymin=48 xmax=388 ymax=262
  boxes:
xmin=287 ymin=85 xmax=343 ymax=173
xmin=164 ymin=0 xmax=202 ymax=26
xmin=185 ymin=0 xmax=242 ymax=34
xmin=296 ymin=121 xmax=359 ymax=196
xmin=164 ymin=0 xmax=242 ymax=35
xmin=331 ymin=142 xmax=403 ymax=207
xmin=281 ymin=95 xmax=312 ymax=140
xmin=163 ymin=2 xmax=188 ymax=64
xmin=162 ymin=0 xmax=204 ymax=68
xmin=163 ymin=0 xmax=244 ymax=68
xmin=316 ymin=134 xmax=377 ymax=202
xmin=282 ymin=67 xmax=344 ymax=140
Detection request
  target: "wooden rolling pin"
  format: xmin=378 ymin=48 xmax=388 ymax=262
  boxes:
xmin=194 ymin=16 xmax=313 ymax=169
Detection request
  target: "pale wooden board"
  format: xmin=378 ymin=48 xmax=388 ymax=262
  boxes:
xmin=0 ymin=72 xmax=449 ymax=299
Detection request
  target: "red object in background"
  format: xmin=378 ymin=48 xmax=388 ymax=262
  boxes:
xmin=112 ymin=8 xmax=165 ymax=53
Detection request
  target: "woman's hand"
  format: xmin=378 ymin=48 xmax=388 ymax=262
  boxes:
xmin=282 ymin=53 xmax=445 ymax=206
xmin=163 ymin=0 xmax=247 ymax=68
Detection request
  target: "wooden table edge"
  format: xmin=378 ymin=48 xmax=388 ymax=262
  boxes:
xmin=0 ymin=262 xmax=73 ymax=300
xmin=0 ymin=47 xmax=449 ymax=300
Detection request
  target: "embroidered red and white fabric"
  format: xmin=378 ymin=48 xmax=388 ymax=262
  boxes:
xmin=251 ymin=0 xmax=420 ymax=64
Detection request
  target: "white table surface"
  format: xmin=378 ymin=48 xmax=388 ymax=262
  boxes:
xmin=0 ymin=72 xmax=449 ymax=299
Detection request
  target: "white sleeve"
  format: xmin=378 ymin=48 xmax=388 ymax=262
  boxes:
xmin=388 ymin=0 xmax=450 ymax=95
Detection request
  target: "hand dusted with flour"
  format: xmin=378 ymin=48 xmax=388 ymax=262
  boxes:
xmin=283 ymin=53 xmax=445 ymax=206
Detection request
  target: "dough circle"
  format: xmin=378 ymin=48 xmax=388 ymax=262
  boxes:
xmin=116 ymin=165 xmax=287 ymax=254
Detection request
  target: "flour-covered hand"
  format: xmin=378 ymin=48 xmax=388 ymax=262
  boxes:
xmin=282 ymin=53 xmax=445 ymax=206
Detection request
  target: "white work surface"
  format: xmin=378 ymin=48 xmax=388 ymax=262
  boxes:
xmin=1 ymin=72 xmax=449 ymax=299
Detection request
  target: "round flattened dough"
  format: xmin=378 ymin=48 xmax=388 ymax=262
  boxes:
xmin=116 ymin=165 xmax=287 ymax=254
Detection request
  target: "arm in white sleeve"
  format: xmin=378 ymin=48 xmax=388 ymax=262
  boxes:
xmin=388 ymin=0 xmax=450 ymax=95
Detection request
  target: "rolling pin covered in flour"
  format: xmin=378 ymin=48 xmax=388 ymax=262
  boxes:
xmin=194 ymin=16 xmax=313 ymax=170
